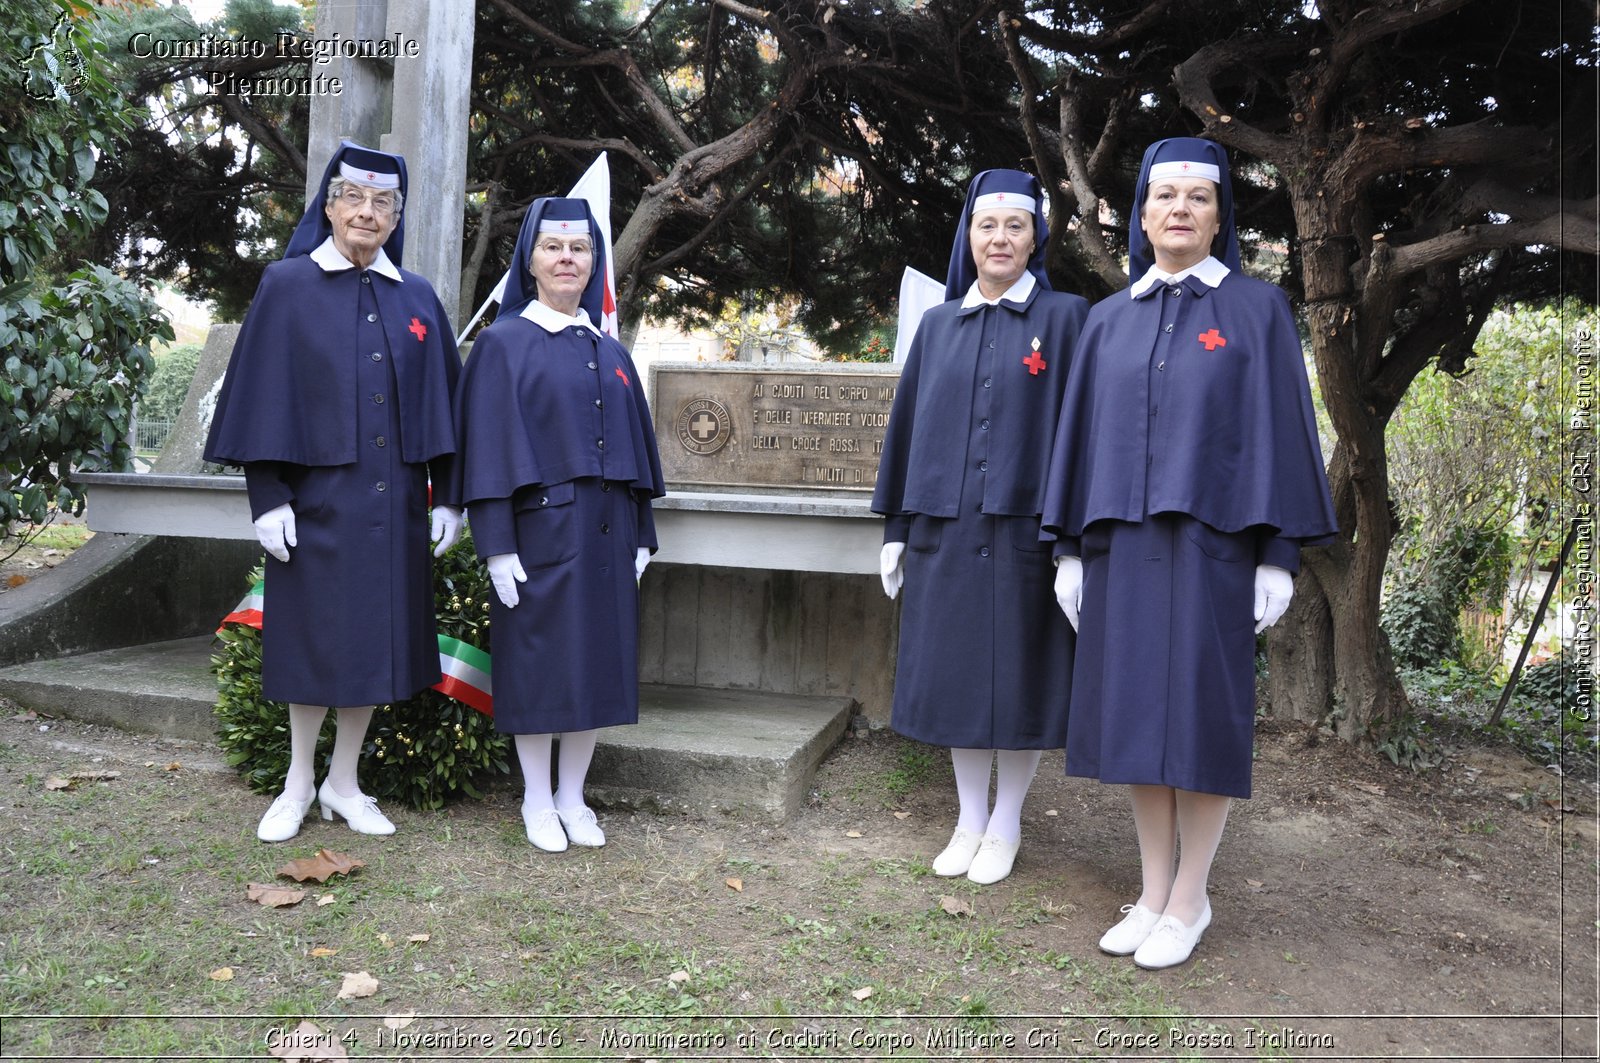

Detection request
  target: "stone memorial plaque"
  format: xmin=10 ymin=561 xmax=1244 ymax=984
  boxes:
xmin=651 ymin=363 xmax=901 ymax=492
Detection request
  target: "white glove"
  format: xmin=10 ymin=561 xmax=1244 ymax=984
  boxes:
xmin=253 ymin=503 xmax=296 ymax=563
xmin=635 ymin=547 xmax=651 ymax=581
xmin=430 ymin=505 xmax=463 ymax=557
xmin=1054 ymin=556 xmax=1083 ymax=631
xmin=487 ymin=552 xmax=527 ymax=609
xmin=1254 ymin=564 xmax=1294 ymax=633
xmin=880 ymin=541 xmax=905 ymax=600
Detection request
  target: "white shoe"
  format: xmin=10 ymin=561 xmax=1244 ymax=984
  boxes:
xmin=1133 ymin=903 xmax=1212 ymax=970
xmin=317 ymin=780 xmax=395 ymax=835
xmin=1098 ymin=903 xmax=1163 ymax=955
xmin=966 ymin=833 xmax=1020 ymax=885
xmin=256 ymin=793 xmax=312 ymax=843
xmin=556 ymin=805 xmax=605 ymax=847
xmin=522 ymin=805 xmax=568 ymax=851
xmin=931 ymin=827 xmax=984 ymax=876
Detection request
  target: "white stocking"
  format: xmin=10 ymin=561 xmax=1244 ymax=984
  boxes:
xmin=988 ymin=748 xmax=1041 ymax=842
xmin=553 ymin=729 xmax=600 ymax=810
xmin=949 ymin=747 xmax=994 ymax=833
xmin=514 ymin=733 xmax=555 ymax=810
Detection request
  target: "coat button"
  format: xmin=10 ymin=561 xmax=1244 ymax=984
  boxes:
xmin=601 ymin=482 xmax=611 ymax=492
xmin=1163 ymin=324 xmax=1173 ymax=333
xmin=597 ymin=439 xmax=606 ymax=449
xmin=375 ymin=436 xmax=386 ymax=447
xmin=361 ymin=275 xmax=371 ymax=284
xmin=373 ymin=393 xmax=385 ymax=404
xmin=371 ymin=351 xmax=383 ymax=360
xmin=539 ymin=495 xmax=548 ymax=506
xmin=1157 ymin=361 xmax=1165 ymax=371
xmin=594 ymin=398 xmax=603 ymax=408
xmin=1168 ymin=286 xmax=1182 ymax=297
xmin=600 ymin=523 xmax=611 ymax=534
xmin=978 ymin=460 xmax=988 ymax=472
xmin=979 ymin=418 xmax=990 ymax=430
xmin=366 ymin=312 xmax=378 ymax=322
xmin=979 ymin=546 xmax=990 ymax=557
xmin=375 ymin=481 xmax=387 ymax=492
xmin=982 ymin=377 xmax=992 ymax=388
xmin=587 ymin=361 xmax=598 ymax=370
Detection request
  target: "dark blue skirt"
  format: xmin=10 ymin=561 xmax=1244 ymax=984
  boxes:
xmin=260 ymin=458 xmax=439 ymax=707
xmin=1066 ymin=514 xmax=1258 ymax=797
xmin=488 ymin=477 xmax=643 ymax=735
xmin=890 ymin=510 xmax=1073 ymax=749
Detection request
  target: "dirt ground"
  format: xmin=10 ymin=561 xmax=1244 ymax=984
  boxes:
xmin=1 ymin=692 xmax=1595 ymax=1060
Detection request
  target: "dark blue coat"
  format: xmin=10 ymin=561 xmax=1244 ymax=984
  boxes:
xmin=454 ymin=314 xmax=665 ymax=734
xmin=202 ymin=256 xmax=462 ymax=706
xmin=871 ymin=286 xmax=1087 ymax=748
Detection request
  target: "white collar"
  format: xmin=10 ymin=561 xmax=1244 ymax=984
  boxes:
xmin=960 ymin=271 xmax=1036 ymax=309
xmin=1130 ymin=255 xmax=1230 ymax=297
xmin=519 ymin=296 xmax=600 ymax=336
xmin=310 ymin=236 xmax=402 ymax=282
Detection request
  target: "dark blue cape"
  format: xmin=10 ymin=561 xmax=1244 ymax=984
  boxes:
xmin=203 ymin=256 xmax=460 ymax=469
xmin=1041 ymin=270 xmax=1336 ymax=545
xmin=873 ymin=285 xmax=1088 ymax=531
xmin=454 ymin=316 xmax=664 ymax=511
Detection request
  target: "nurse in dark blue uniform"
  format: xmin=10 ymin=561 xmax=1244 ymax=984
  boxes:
xmin=454 ymin=198 xmax=664 ymax=852
xmin=1041 ymin=138 xmax=1336 ymax=968
xmin=204 ymin=143 xmax=463 ymax=843
xmin=873 ymin=170 xmax=1086 ymax=885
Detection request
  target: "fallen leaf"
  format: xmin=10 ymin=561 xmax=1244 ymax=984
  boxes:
xmin=208 ymin=966 xmax=234 ymax=981
xmin=1246 ymin=878 xmax=1265 ymax=889
xmin=1044 ymin=808 xmax=1059 ymax=817
xmin=407 ymin=933 xmax=430 ymax=944
xmin=852 ymin=985 xmax=874 ymax=1001
xmin=12 ymin=710 xmax=36 ymax=722
xmin=845 ymin=830 xmax=863 ymax=838
xmin=268 ymin=1020 xmax=350 ymax=1061
xmin=724 ymin=877 xmax=744 ymax=892
xmin=246 ymin=883 xmax=307 ymax=908
xmin=68 ymin=769 xmax=121 ymax=783
xmin=377 ymin=932 xmax=394 ymax=948
xmin=939 ymin=895 xmax=973 ymax=917
xmin=310 ymin=947 xmax=338 ymax=958
xmin=43 ymin=776 xmax=71 ymax=791
xmin=278 ymin=849 xmax=364 ymax=883
xmin=892 ymin=811 xmax=911 ymax=820
xmin=164 ymin=761 xmax=182 ymax=772
xmin=336 ymin=970 xmax=379 ymax=1000
xmin=668 ymin=970 xmax=691 ymax=984
xmin=383 ymin=1011 xmax=417 ymax=1030
xmin=1353 ymin=782 xmax=1387 ymax=796
xmin=316 ymin=895 xmax=337 ymax=908
xmin=7 ymin=574 xmax=27 ymax=588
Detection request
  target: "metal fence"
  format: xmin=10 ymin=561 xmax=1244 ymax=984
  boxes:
xmin=134 ymin=419 xmax=174 ymax=455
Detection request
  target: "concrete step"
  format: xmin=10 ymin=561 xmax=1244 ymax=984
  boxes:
xmin=0 ymin=637 xmax=853 ymax=820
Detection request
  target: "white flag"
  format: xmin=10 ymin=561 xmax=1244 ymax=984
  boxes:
xmin=894 ymin=266 xmax=946 ymax=363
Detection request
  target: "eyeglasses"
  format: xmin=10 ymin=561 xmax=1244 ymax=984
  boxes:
xmin=334 ymin=187 xmax=399 ymax=215
xmin=535 ymin=239 xmax=594 ymax=257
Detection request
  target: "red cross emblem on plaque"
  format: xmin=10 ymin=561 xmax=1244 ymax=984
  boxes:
xmin=1022 ymin=336 xmax=1047 ymax=376
xmin=1198 ymin=328 xmax=1226 ymax=351
xmin=615 ymin=367 xmax=631 ymax=386
xmin=408 ymin=317 xmax=428 ymax=342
